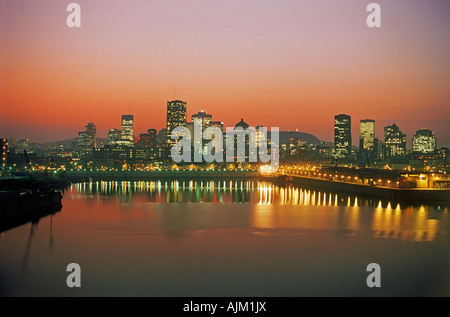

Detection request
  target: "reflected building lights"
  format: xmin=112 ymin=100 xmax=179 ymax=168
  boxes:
xmin=67 ymin=179 xmax=447 ymax=242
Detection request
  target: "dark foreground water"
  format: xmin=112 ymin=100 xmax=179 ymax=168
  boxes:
xmin=1 ymin=179 xmax=449 ymax=296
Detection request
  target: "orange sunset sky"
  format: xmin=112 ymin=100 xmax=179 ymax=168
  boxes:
xmin=1 ymin=0 xmax=449 ymax=147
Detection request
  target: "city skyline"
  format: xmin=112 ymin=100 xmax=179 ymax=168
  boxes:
xmin=1 ymin=0 xmax=449 ymax=146
xmin=1 ymin=106 xmax=446 ymax=151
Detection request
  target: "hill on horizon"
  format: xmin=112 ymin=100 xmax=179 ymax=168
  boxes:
xmin=279 ymin=131 xmax=321 ymax=144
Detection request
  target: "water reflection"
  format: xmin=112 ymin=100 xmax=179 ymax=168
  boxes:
xmin=68 ymin=180 xmax=450 ymax=243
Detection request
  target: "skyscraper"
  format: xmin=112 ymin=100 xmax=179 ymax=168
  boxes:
xmin=192 ymin=111 xmax=212 ymax=132
xmin=108 ymin=129 xmax=121 ymax=145
xmin=334 ymin=114 xmax=352 ymax=156
xmin=78 ymin=123 xmax=96 ymax=157
xmin=360 ymin=119 xmax=375 ymax=151
xmin=136 ymin=129 xmax=158 ymax=160
xmin=412 ymin=129 xmax=436 ymax=154
xmin=137 ymin=129 xmax=157 ymax=150
xmin=166 ymin=100 xmax=187 ymax=155
xmin=121 ymin=115 xmax=134 ymax=146
xmin=86 ymin=123 xmax=97 ymax=148
xmin=384 ymin=123 xmax=406 ymax=159
xmin=191 ymin=111 xmax=212 ymax=157
xmin=78 ymin=131 xmax=94 ymax=157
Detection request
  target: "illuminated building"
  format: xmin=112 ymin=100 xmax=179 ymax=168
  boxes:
xmin=192 ymin=111 xmax=212 ymax=132
xmin=166 ymin=100 xmax=187 ymax=154
xmin=108 ymin=129 xmax=121 ymax=145
xmin=136 ymin=129 xmax=158 ymax=160
xmin=334 ymin=114 xmax=351 ymax=157
xmin=412 ymin=129 xmax=436 ymax=154
xmin=359 ymin=119 xmax=377 ymax=163
xmin=360 ymin=119 xmax=375 ymax=151
xmin=384 ymin=123 xmax=406 ymax=159
xmin=78 ymin=131 xmax=94 ymax=157
xmin=78 ymin=123 xmax=97 ymax=157
xmin=86 ymin=123 xmax=97 ymax=148
xmin=166 ymin=100 xmax=187 ymax=160
xmin=120 ymin=115 xmax=134 ymax=147
xmin=191 ymin=111 xmax=213 ymax=158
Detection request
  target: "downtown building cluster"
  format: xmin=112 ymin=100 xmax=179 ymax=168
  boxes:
xmin=63 ymin=100 xmax=275 ymax=171
xmin=332 ymin=114 xmax=448 ymax=172
xmin=1 ymin=106 xmax=449 ymax=174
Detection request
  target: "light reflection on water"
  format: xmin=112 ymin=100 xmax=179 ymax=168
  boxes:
xmin=72 ymin=180 xmax=449 ymax=243
xmin=1 ymin=179 xmax=449 ymax=296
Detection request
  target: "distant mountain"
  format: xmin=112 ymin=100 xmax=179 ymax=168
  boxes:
xmin=279 ymin=131 xmax=321 ymax=144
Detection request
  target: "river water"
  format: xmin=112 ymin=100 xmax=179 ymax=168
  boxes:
xmin=1 ymin=179 xmax=449 ymax=296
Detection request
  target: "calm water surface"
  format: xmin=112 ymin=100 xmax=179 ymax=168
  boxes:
xmin=1 ymin=179 xmax=449 ymax=296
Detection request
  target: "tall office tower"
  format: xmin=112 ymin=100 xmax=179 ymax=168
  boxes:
xmin=108 ymin=129 xmax=121 ymax=145
xmin=0 ymin=138 xmax=8 ymax=167
xmin=157 ymin=128 xmax=167 ymax=147
xmin=136 ymin=129 xmax=158 ymax=160
xmin=147 ymin=129 xmax=157 ymax=148
xmin=77 ymin=123 xmax=96 ymax=157
xmin=192 ymin=111 xmax=212 ymax=132
xmin=334 ymin=114 xmax=352 ymax=156
xmin=384 ymin=123 xmax=407 ymax=159
xmin=86 ymin=123 xmax=97 ymax=148
xmin=121 ymin=115 xmax=134 ymax=146
xmin=78 ymin=131 xmax=94 ymax=157
xmin=191 ymin=111 xmax=212 ymax=157
xmin=137 ymin=129 xmax=157 ymax=149
xmin=412 ymin=129 xmax=436 ymax=154
xmin=157 ymin=128 xmax=168 ymax=160
xmin=360 ymin=119 xmax=375 ymax=151
xmin=166 ymin=100 xmax=187 ymax=154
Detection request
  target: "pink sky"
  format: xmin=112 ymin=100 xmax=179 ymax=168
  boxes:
xmin=1 ymin=0 xmax=449 ymax=147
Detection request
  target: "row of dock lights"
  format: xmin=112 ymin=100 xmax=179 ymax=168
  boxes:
xmin=284 ymin=165 xmax=404 ymax=187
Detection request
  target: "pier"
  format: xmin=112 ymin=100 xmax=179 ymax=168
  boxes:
xmin=270 ymin=165 xmax=450 ymax=203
